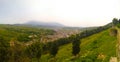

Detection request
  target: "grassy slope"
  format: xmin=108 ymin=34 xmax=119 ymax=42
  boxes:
xmin=41 ymin=29 xmax=117 ymax=62
xmin=77 ymin=29 xmax=117 ymax=62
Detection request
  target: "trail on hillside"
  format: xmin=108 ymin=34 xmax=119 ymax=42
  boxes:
xmin=117 ymin=28 xmax=120 ymax=62
xmin=109 ymin=28 xmax=118 ymax=62
xmin=110 ymin=57 xmax=117 ymax=62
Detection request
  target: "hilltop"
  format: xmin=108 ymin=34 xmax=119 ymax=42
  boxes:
xmin=24 ymin=21 xmax=65 ymax=27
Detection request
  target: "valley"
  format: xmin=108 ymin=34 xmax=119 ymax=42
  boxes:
xmin=0 ymin=18 xmax=120 ymax=62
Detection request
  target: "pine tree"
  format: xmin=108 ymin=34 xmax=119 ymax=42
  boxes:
xmin=72 ymin=35 xmax=81 ymax=56
xmin=112 ymin=18 xmax=119 ymax=26
xmin=50 ymin=42 xmax=59 ymax=57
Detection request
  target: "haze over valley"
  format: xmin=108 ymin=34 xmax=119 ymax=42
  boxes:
xmin=0 ymin=0 xmax=120 ymax=62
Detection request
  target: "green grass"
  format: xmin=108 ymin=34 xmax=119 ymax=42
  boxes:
xmin=78 ymin=29 xmax=117 ymax=62
xmin=40 ymin=29 xmax=117 ymax=62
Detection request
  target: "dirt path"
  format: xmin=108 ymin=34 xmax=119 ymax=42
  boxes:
xmin=110 ymin=57 xmax=117 ymax=62
xmin=109 ymin=28 xmax=119 ymax=62
xmin=117 ymin=28 xmax=120 ymax=62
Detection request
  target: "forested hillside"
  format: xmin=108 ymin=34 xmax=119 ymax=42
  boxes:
xmin=0 ymin=24 xmax=55 ymax=42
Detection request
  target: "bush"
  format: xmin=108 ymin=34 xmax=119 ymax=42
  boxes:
xmin=25 ymin=42 xmax=42 ymax=61
xmin=117 ymin=24 xmax=120 ymax=28
xmin=0 ymin=36 xmax=9 ymax=62
xmin=17 ymin=34 xmax=32 ymax=42
xmin=72 ymin=35 xmax=81 ymax=56
xmin=50 ymin=42 xmax=59 ymax=57
xmin=109 ymin=28 xmax=117 ymax=36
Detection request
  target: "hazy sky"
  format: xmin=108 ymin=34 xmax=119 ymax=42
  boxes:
xmin=0 ymin=0 xmax=120 ymax=27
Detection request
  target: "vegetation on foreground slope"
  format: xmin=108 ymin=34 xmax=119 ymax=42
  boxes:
xmin=0 ymin=18 xmax=119 ymax=62
xmin=40 ymin=29 xmax=117 ymax=62
xmin=0 ymin=25 xmax=116 ymax=62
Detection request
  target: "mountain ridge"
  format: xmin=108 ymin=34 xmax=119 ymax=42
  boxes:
xmin=24 ymin=21 xmax=65 ymax=27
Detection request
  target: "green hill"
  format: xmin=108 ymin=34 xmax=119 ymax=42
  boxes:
xmin=41 ymin=29 xmax=117 ymax=62
xmin=0 ymin=24 xmax=55 ymax=42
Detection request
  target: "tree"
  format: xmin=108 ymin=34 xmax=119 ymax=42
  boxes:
xmin=112 ymin=18 xmax=119 ymax=26
xmin=9 ymin=40 xmax=26 ymax=62
xmin=17 ymin=34 xmax=32 ymax=42
xmin=50 ymin=42 xmax=59 ymax=57
xmin=0 ymin=36 xmax=9 ymax=62
xmin=72 ymin=35 xmax=81 ymax=56
xmin=110 ymin=28 xmax=117 ymax=36
xmin=119 ymin=19 xmax=120 ymax=23
xmin=25 ymin=42 xmax=42 ymax=62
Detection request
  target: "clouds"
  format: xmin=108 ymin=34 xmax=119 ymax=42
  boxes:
xmin=0 ymin=0 xmax=119 ymax=26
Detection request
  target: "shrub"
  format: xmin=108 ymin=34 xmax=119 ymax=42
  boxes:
xmin=25 ymin=42 xmax=42 ymax=61
xmin=109 ymin=28 xmax=117 ymax=36
xmin=50 ymin=42 xmax=59 ymax=57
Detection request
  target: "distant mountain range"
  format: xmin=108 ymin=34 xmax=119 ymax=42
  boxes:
xmin=24 ymin=21 xmax=65 ymax=27
xmin=13 ymin=21 xmax=96 ymax=30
